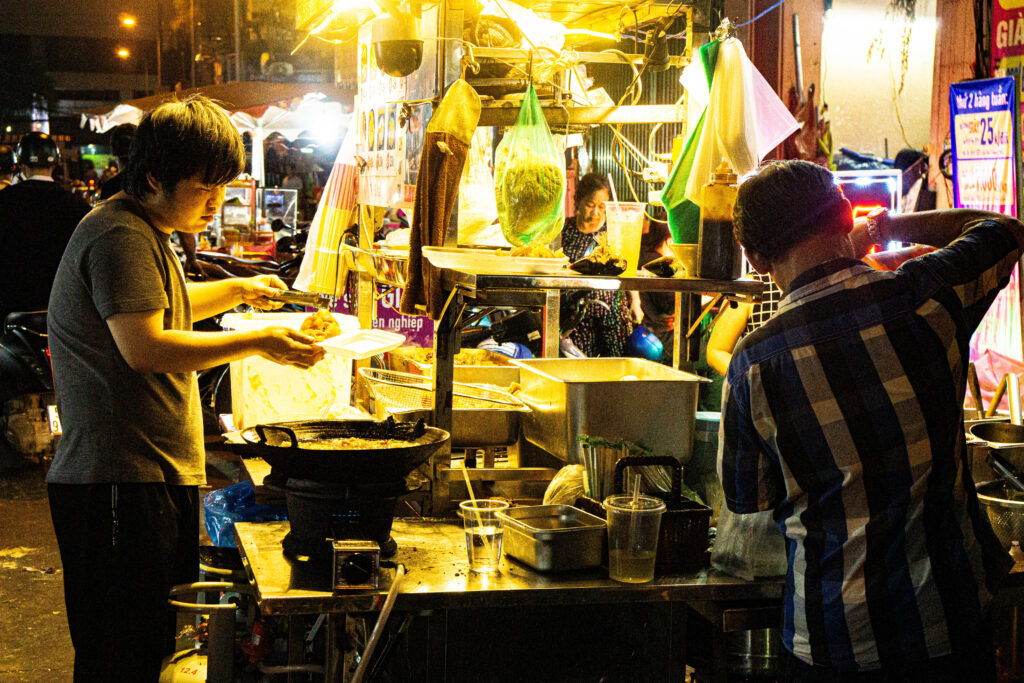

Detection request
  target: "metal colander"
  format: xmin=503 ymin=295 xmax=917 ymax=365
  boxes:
xmin=977 ymin=481 xmax=1024 ymax=550
xmin=358 ymin=368 xmax=523 ymax=412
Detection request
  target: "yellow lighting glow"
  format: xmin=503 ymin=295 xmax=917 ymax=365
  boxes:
xmin=121 ymin=16 xmax=136 ymax=27
xmin=116 ymin=48 xmax=130 ymax=59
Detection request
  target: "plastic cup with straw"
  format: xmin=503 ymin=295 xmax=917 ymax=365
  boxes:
xmin=458 ymin=462 xmax=507 ymax=573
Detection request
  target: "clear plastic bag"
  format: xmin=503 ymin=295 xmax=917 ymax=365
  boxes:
xmin=543 ymin=464 xmax=586 ymax=506
xmin=203 ymin=481 xmax=288 ymax=548
xmin=458 ymin=128 xmax=501 ymax=245
xmin=494 ymin=85 xmax=565 ymax=246
xmin=710 ymin=506 xmax=787 ymax=581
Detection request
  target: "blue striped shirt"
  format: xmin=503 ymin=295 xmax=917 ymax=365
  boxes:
xmin=719 ymin=219 xmax=1018 ymax=670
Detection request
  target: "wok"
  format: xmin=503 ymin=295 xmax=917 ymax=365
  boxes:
xmin=970 ymin=421 xmax=1024 ymax=446
xmin=240 ymin=417 xmax=450 ymax=483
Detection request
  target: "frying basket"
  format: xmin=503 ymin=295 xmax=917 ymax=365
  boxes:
xmin=358 ymin=367 xmax=523 ymax=412
xmin=978 ymin=480 xmax=1024 ymax=551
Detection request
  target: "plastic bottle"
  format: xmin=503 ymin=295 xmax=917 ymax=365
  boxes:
xmin=697 ymin=161 xmax=742 ymax=280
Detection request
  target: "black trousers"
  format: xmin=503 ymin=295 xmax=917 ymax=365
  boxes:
xmin=48 ymin=482 xmax=200 ymax=683
xmin=776 ymin=632 xmax=997 ymax=683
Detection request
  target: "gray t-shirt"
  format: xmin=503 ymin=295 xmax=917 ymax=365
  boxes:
xmin=46 ymin=197 xmax=205 ymax=485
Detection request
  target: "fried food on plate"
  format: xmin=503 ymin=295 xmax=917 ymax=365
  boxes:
xmin=300 ymin=309 xmax=342 ymax=342
xmin=509 ymin=243 xmax=565 ymax=259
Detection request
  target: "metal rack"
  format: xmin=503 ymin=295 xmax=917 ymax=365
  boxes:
xmin=423 ymin=269 xmax=764 ymax=513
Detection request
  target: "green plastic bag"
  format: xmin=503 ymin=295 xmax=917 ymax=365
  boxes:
xmin=494 ymin=85 xmax=565 ymax=246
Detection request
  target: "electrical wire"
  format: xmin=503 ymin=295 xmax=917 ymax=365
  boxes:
xmin=734 ymin=0 xmax=786 ymax=28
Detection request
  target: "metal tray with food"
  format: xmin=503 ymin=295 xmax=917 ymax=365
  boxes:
xmin=497 ymin=504 xmax=607 ymax=572
xmin=422 ymin=246 xmax=568 ymax=275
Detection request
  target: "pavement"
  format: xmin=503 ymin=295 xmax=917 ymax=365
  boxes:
xmin=0 ymin=446 xmax=239 ymax=682
xmin=0 ymin=463 xmax=73 ymax=682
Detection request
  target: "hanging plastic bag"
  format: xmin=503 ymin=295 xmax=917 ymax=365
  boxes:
xmin=203 ymin=481 xmax=288 ymax=548
xmin=458 ymin=128 xmax=503 ymax=246
xmin=494 ymin=85 xmax=565 ymax=247
xmin=710 ymin=505 xmax=787 ymax=581
xmin=543 ymin=464 xmax=586 ymax=505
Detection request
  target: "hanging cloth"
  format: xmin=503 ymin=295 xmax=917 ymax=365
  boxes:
xmin=400 ymin=79 xmax=481 ymax=319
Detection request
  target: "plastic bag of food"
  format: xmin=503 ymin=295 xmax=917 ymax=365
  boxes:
xmin=458 ymin=129 xmax=502 ymax=246
xmin=494 ymin=85 xmax=565 ymax=246
xmin=709 ymin=506 xmax=787 ymax=580
xmin=543 ymin=464 xmax=586 ymax=505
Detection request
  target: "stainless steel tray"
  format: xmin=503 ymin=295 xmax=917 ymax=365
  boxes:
xmin=512 ymin=358 xmax=707 ymax=464
xmin=497 ymin=504 xmax=606 ymax=572
xmin=385 ymin=405 xmax=527 ymax=446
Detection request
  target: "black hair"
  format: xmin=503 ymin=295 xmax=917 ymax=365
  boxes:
xmin=122 ymin=95 xmax=245 ymax=199
xmin=733 ymin=160 xmax=849 ymax=262
xmin=641 ymin=204 xmax=670 ymax=252
xmin=109 ymin=123 xmax=137 ymax=163
xmin=576 ymin=172 xmax=611 ymax=209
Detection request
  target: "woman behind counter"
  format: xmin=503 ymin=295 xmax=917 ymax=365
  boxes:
xmin=558 ymin=173 xmax=636 ymax=357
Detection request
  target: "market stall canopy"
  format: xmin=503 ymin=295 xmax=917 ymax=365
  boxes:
xmin=79 ymin=81 xmax=354 ymax=132
xmin=79 ymin=82 xmax=354 ymax=183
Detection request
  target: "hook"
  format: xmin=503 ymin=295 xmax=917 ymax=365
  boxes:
xmin=460 ymin=43 xmax=479 ymax=80
xmin=714 ymin=18 xmax=736 ymax=42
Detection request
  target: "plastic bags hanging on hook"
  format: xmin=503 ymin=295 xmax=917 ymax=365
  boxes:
xmin=494 ymin=85 xmax=566 ymax=247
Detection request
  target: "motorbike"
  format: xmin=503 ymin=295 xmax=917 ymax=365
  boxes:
xmin=0 ymin=311 xmax=59 ymax=469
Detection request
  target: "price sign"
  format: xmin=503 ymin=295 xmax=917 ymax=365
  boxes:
xmin=950 ymin=77 xmax=1017 ymax=215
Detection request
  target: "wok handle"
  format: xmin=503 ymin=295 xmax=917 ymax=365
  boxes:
xmin=254 ymin=424 xmax=299 ymax=449
xmin=967 ymin=363 xmax=984 ymax=415
xmin=986 ymin=375 xmax=1009 ymax=418
xmin=613 ymin=455 xmax=683 ymax=502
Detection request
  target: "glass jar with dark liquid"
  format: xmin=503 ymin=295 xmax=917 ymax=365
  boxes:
xmin=697 ymin=161 xmax=742 ymax=280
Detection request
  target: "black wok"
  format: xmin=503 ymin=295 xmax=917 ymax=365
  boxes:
xmin=240 ymin=417 xmax=450 ymax=483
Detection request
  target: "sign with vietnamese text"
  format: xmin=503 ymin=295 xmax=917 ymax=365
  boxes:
xmin=949 ymin=77 xmax=1017 ymax=215
xmin=994 ymin=0 xmax=1024 ymax=72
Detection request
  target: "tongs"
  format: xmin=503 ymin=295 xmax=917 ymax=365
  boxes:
xmin=267 ymin=290 xmax=332 ymax=308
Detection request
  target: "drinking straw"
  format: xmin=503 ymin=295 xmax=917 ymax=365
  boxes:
xmin=459 ymin=461 xmax=493 ymax=560
xmin=607 ymin=173 xmax=619 ymax=203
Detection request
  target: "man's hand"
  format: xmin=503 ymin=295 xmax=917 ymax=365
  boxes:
xmin=257 ymin=327 xmax=326 ymax=369
xmin=241 ymin=275 xmax=288 ymax=310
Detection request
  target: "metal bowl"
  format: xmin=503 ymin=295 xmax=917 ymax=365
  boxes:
xmin=970 ymin=421 xmax=1024 ymax=446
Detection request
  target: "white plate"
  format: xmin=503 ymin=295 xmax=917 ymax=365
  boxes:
xmin=317 ymin=329 xmax=406 ymax=359
xmin=422 ymin=247 xmax=568 ymax=275
xmin=221 ymin=311 xmax=360 ymax=333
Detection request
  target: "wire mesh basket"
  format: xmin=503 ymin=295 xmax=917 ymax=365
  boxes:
xmin=978 ymin=480 xmax=1024 ymax=551
xmin=358 ymin=367 xmax=524 ymax=412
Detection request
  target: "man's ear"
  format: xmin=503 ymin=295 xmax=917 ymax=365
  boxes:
xmin=746 ymin=251 xmax=771 ymax=275
xmin=836 ymin=198 xmax=854 ymax=235
xmin=145 ymin=172 xmax=161 ymax=194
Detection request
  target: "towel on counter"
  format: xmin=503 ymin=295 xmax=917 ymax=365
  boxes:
xmin=400 ymin=79 xmax=481 ymax=319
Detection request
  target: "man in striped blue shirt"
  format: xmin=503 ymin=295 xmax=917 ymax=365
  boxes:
xmin=719 ymin=160 xmax=1022 ymax=681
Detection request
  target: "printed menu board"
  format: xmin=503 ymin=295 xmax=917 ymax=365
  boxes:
xmin=949 ymin=77 xmax=1017 ymax=215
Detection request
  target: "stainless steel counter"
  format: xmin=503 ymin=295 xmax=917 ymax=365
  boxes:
xmin=233 ymin=519 xmax=784 ymax=616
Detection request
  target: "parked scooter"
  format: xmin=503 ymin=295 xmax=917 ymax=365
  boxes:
xmin=0 ymin=311 xmax=58 ymax=469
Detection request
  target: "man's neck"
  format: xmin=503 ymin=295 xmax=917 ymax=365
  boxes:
xmin=23 ymin=169 xmax=54 ymax=182
xmin=768 ymin=232 xmax=857 ymax=295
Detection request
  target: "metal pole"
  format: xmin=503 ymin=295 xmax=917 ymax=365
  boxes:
xmin=792 ymin=13 xmax=805 ymax=105
xmin=190 ymin=0 xmax=196 ymax=86
xmin=233 ymin=0 xmax=242 ymax=82
xmin=156 ymin=2 xmax=163 ymax=91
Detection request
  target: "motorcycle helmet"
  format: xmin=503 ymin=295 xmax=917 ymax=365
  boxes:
xmin=0 ymin=145 xmax=16 ymax=175
xmin=17 ymin=132 xmax=59 ymax=168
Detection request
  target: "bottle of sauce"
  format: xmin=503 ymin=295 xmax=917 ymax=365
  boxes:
xmin=697 ymin=161 xmax=742 ymax=280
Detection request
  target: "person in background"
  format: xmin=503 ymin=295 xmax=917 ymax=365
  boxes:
xmin=0 ymin=132 xmax=91 ymax=320
xmin=0 ymin=144 xmax=17 ymax=189
xmin=559 ymin=173 xmax=637 ymax=357
xmin=46 ymin=95 xmax=325 ymax=682
xmin=99 ymin=123 xmax=136 ymax=200
xmin=638 ymin=204 xmax=674 ymax=363
xmin=721 ymin=159 xmax=1021 ymax=681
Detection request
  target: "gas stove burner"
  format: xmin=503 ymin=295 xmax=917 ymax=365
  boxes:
xmin=276 ymin=476 xmax=408 ymax=561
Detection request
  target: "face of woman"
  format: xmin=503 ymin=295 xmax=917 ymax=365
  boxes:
xmin=576 ymin=188 xmax=610 ymax=234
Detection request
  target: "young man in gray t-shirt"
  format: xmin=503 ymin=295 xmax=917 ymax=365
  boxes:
xmin=46 ymin=95 xmax=325 ymax=681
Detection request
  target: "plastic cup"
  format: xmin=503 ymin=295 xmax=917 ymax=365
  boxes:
xmin=459 ymin=499 xmax=509 ymax=573
xmin=603 ymin=494 xmax=666 ymax=583
xmin=604 ymin=201 xmax=647 ymax=276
